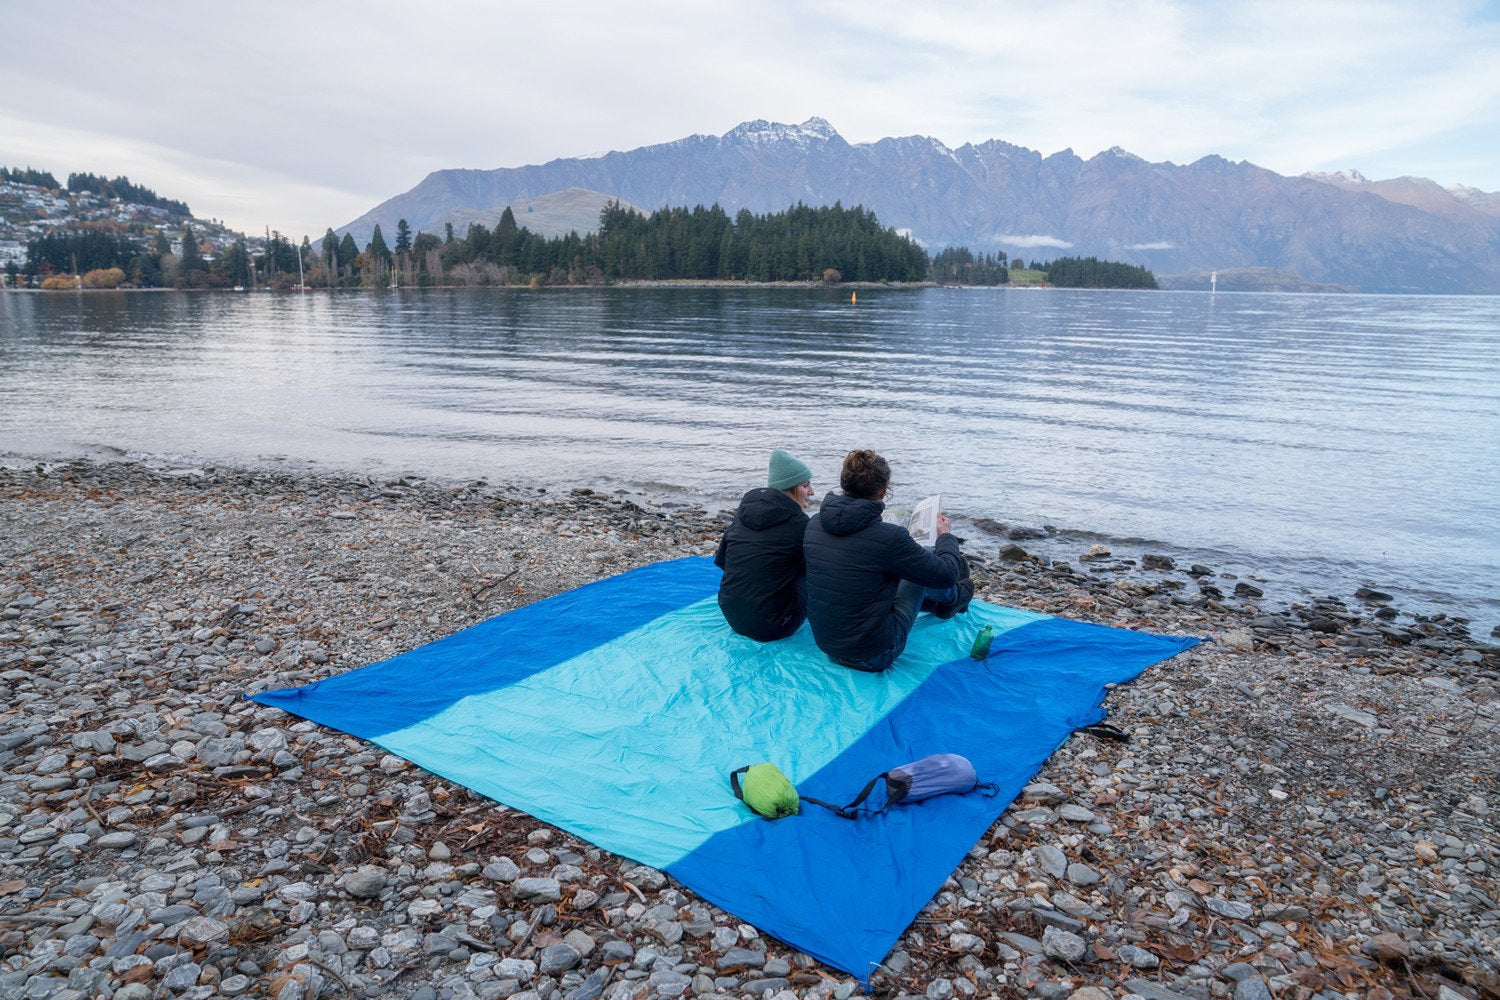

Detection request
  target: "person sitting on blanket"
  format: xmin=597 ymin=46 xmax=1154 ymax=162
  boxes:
xmin=804 ymin=449 xmax=973 ymax=672
xmin=714 ymin=448 xmax=816 ymax=641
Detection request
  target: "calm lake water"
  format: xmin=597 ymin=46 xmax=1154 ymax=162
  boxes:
xmin=3 ymin=287 xmax=1497 ymax=632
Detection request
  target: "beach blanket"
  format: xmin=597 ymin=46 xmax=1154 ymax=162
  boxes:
xmin=252 ymin=557 xmax=1198 ymax=980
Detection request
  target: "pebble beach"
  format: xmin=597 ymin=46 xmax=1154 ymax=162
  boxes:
xmin=1 ymin=459 xmax=1495 ymax=1000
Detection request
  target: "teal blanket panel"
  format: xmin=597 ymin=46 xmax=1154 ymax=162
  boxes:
xmin=250 ymin=557 xmax=1199 ymax=981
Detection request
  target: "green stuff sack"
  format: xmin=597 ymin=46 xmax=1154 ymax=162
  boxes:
xmin=729 ymin=762 xmax=800 ymax=819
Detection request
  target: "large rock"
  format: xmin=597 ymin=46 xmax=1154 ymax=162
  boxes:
xmin=342 ymin=867 xmax=387 ymax=899
xmin=1041 ymin=925 xmax=1086 ymax=962
xmin=512 ymin=877 xmax=561 ymax=902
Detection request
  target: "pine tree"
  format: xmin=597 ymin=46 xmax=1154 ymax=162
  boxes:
xmin=368 ymin=224 xmax=392 ymax=264
xmin=179 ymin=225 xmax=203 ymax=272
xmin=338 ymin=233 xmax=358 ymax=276
xmin=394 ymin=219 xmax=412 ymax=255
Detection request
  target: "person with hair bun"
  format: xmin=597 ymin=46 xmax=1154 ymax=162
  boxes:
xmin=714 ymin=449 xmax=816 ymax=641
xmin=803 ymin=449 xmax=972 ymax=671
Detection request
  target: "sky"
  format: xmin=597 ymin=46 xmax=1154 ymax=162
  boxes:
xmin=4 ymin=0 xmax=1498 ymax=240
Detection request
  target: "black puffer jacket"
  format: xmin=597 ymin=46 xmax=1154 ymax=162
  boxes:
xmin=714 ymin=488 xmax=810 ymax=641
xmin=804 ymin=491 xmax=964 ymax=662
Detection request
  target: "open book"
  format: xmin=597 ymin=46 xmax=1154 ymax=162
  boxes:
xmin=906 ymin=494 xmax=942 ymax=548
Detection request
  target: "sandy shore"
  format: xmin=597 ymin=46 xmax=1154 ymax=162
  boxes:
xmin=1 ymin=459 xmax=1495 ymax=1000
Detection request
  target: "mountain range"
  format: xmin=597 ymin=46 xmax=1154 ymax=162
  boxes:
xmin=340 ymin=118 xmax=1500 ymax=294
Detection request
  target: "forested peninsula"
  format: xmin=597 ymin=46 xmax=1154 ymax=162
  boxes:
xmin=8 ymin=173 xmax=1157 ymax=291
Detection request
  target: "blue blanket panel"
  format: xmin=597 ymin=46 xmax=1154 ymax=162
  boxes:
xmin=252 ymin=557 xmax=1198 ymax=981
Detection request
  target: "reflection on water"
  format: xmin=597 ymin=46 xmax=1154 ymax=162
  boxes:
xmin=2 ymin=287 xmax=1497 ymax=630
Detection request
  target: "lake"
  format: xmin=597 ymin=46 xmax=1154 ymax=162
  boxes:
xmin=2 ymin=286 xmax=1497 ymax=633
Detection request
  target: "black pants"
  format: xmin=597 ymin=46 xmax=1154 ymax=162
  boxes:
xmin=833 ymin=580 xmax=960 ymax=673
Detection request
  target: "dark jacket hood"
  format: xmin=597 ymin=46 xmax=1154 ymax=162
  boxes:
xmin=736 ymin=487 xmax=804 ymax=531
xmin=816 ymin=491 xmax=885 ymax=536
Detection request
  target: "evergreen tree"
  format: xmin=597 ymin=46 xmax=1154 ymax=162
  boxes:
xmin=338 ymin=233 xmax=358 ymax=274
xmin=367 ymin=224 xmax=392 ymax=264
xmin=178 ymin=225 xmax=203 ymax=272
xmin=394 ymin=219 xmax=412 ymax=255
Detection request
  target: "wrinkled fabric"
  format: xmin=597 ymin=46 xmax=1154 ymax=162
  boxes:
xmin=250 ymin=557 xmax=1200 ymax=983
xmin=714 ymin=487 xmax=808 ymax=641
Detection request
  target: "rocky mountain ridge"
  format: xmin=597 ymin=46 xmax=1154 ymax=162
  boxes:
xmin=339 ymin=118 xmax=1500 ymax=293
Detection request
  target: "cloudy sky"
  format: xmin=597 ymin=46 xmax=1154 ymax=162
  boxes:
xmin=4 ymin=0 xmax=1497 ymax=239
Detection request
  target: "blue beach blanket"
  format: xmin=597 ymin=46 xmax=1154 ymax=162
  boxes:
xmin=252 ymin=557 xmax=1198 ymax=980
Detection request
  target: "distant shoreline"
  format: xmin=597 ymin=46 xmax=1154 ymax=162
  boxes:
xmin=3 ymin=280 xmax=949 ymax=293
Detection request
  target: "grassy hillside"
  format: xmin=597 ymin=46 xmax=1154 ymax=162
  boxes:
xmin=429 ymin=188 xmax=643 ymax=239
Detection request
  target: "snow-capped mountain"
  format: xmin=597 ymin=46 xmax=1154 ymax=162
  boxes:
xmin=339 ymin=118 xmax=1500 ymax=293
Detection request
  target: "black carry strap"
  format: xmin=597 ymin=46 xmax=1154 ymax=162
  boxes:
xmin=795 ymin=772 xmax=890 ymax=819
xmin=728 ymin=765 xmax=748 ymax=801
xmin=1078 ymin=722 xmax=1130 ymax=742
xmin=801 ymin=772 xmax=1000 ymax=820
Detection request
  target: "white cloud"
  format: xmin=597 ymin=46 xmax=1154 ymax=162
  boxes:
xmin=1127 ymin=241 xmax=1175 ymax=251
xmin=999 ymin=235 xmax=1074 ymax=249
xmin=0 ymin=0 xmax=1496 ymax=235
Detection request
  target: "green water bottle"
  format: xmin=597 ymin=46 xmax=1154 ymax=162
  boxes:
xmin=970 ymin=624 xmax=994 ymax=660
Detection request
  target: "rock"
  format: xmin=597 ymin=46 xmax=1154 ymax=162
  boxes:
xmin=619 ymin=864 xmax=667 ymax=891
xmin=717 ymin=947 xmax=767 ymax=971
xmin=512 ymin=877 xmax=561 ymax=902
xmin=1041 ymin=926 xmax=1086 ymax=962
xmin=1023 ymin=782 xmax=1067 ymax=804
xmin=1069 ymin=990 xmax=1111 ymax=1000
xmin=1125 ymin=980 xmax=1198 ymax=1000
xmin=428 ymin=842 xmax=451 ymax=861
xmin=950 ymin=932 xmax=985 ymax=953
xmin=1080 ymin=545 xmax=1111 ymax=561
xmin=1327 ymin=702 xmax=1377 ymax=728
xmin=999 ymin=544 xmax=1033 ymax=562
xmin=1066 ymin=862 xmax=1101 ymax=887
xmin=1142 ymin=553 xmax=1175 ymax=571
xmin=177 ymin=915 xmax=228 ymax=945
xmin=1058 ymin=804 xmax=1095 ymax=822
xmin=1007 ymin=526 xmax=1047 ymax=540
xmin=484 ymin=857 xmax=520 ymax=882
xmin=1117 ymin=945 xmax=1158 ymax=968
xmin=1232 ymin=978 xmax=1272 ymax=1000
xmin=1202 ymin=897 xmax=1254 ymax=921
xmin=342 ymin=867 xmax=387 ymax=899
xmin=567 ymin=969 xmax=609 ymax=1000
xmin=539 ymin=942 xmax=582 ymax=974
xmin=599 ymin=940 xmax=634 ymax=964
xmin=97 ymin=831 xmax=138 ymax=850
xmin=1035 ymin=845 xmax=1068 ymax=878
xmin=161 ymin=961 xmax=202 ymax=991
xmin=563 ymin=929 xmax=597 ymax=956
xmin=492 ymin=958 xmax=536 ymax=982
xmin=1355 ymin=587 xmax=1393 ymax=602
xmin=1233 ymin=582 xmax=1264 ymax=598
xmin=1367 ymin=932 xmax=1411 ymax=962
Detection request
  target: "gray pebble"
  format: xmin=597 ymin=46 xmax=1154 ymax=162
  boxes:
xmin=539 ymin=942 xmax=582 ymax=974
xmin=513 ymin=877 xmax=561 ymax=902
xmin=1041 ymin=925 xmax=1086 ymax=962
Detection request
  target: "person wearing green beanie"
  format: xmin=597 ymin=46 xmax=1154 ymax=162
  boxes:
xmin=713 ymin=449 xmax=815 ymax=641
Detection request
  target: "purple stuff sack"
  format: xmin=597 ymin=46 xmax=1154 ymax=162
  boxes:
xmin=802 ymin=753 xmax=997 ymax=819
xmin=886 ymin=753 xmax=980 ymax=804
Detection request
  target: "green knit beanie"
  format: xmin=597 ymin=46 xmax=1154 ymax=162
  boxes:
xmin=767 ymin=449 xmax=812 ymax=490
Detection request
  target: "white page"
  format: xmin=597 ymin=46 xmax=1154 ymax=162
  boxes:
xmin=907 ymin=494 xmax=942 ymax=547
